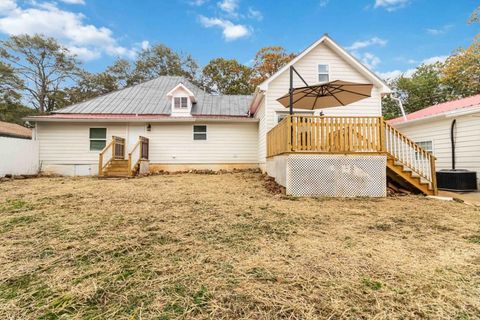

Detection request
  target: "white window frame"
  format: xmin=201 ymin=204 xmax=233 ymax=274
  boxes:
xmin=89 ymin=127 xmax=107 ymax=151
xmin=174 ymin=96 xmax=189 ymax=109
xmin=193 ymin=125 xmax=207 ymax=141
xmin=317 ymin=64 xmax=330 ymax=83
xmin=415 ymin=140 xmax=434 ymax=160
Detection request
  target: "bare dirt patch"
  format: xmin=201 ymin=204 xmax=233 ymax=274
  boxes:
xmin=0 ymin=172 xmax=479 ymax=319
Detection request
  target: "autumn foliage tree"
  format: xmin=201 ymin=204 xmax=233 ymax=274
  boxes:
xmin=250 ymin=46 xmax=296 ymax=87
xmin=442 ymin=36 xmax=480 ymax=98
xmin=202 ymin=58 xmax=254 ymax=95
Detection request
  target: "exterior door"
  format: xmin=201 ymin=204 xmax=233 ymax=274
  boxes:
xmin=127 ymin=124 xmax=146 ymax=153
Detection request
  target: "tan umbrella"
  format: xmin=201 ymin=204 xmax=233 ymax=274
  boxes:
xmin=277 ymin=73 xmax=373 ymax=113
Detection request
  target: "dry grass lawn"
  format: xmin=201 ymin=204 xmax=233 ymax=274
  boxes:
xmin=0 ymin=171 xmax=479 ymax=319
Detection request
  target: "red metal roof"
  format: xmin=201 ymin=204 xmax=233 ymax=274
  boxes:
xmin=26 ymin=113 xmax=252 ymax=120
xmin=388 ymin=94 xmax=480 ymax=125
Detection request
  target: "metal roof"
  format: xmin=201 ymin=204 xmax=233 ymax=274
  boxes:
xmin=55 ymin=76 xmax=253 ymax=117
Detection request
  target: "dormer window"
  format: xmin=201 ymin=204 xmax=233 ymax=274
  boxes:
xmin=166 ymin=83 xmax=196 ymax=117
xmin=174 ymin=97 xmax=188 ymax=109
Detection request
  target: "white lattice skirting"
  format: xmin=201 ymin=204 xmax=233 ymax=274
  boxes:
xmin=271 ymin=154 xmax=387 ymax=197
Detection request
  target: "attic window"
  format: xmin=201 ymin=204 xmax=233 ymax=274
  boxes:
xmin=174 ymin=97 xmax=188 ymax=109
xmin=318 ymin=64 xmax=329 ymax=83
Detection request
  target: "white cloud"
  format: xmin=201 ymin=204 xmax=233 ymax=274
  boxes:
xmin=374 ymin=0 xmax=409 ymax=11
xmin=247 ymin=7 xmax=263 ymax=21
xmin=0 ymin=0 xmax=138 ymax=61
xmin=361 ymin=52 xmax=381 ymax=69
xmin=320 ymin=0 xmax=330 ymax=7
xmin=67 ymin=46 xmax=100 ymax=61
xmin=377 ymin=55 xmax=448 ymax=80
xmin=189 ymin=0 xmax=208 ymax=5
xmin=0 ymin=0 xmax=16 ymax=12
xmin=140 ymin=40 xmax=150 ymax=50
xmin=426 ymin=24 xmax=453 ymax=35
xmin=347 ymin=37 xmax=387 ymax=50
xmin=58 ymin=0 xmax=85 ymax=5
xmin=199 ymin=15 xmax=250 ymax=41
xmin=217 ymin=0 xmax=238 ymax=16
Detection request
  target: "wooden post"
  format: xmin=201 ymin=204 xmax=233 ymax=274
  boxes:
xmin=111 ymin=136 xmax=115 ymax=159
xmin=128 ymin=153 xmax=132 ymax=176
xmin=380 ymin=117 xmax=386 ymax=153
xmin=430 ymin=155 xmax=438 ymax=195
xmin=287 ymin=115 xmax=292 ymax=152
xmin=98 ymin=153 xmax=103 ymax=177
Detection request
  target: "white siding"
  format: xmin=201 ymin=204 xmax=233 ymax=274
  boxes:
xmin=36 ymin=121 xmax=258 ymax=174
xmin=254 ymin=97 xmax=267 ymax=170
xmin=259 ymin=42 xmax=383 ymax=164
xmin=394 ymin=113 xmax=480 ymax=187
xmin=148 ymin=122 xmax=258 ymax=164
xmin=37 ymin=122 xmax=127 ymax=165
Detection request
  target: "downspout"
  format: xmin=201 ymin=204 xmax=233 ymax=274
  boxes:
xmin=390 ymin=94 xmax=407 ymax=121
xmin=451 ymin=119 xmax=456 ymax=170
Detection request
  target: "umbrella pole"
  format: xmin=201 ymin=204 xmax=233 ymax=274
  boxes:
xmin=289 ymin=66 xmax=293 ymax=115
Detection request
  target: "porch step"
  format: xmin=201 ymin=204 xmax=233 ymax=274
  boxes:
xmin=104 ymin=159 xmax=130 ymax=177
xmin=386 ymin=157 xmax=434 ymax=195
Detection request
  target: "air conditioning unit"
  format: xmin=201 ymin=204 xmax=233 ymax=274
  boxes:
xmin=436 ymin=170 xmax=477 ymax=192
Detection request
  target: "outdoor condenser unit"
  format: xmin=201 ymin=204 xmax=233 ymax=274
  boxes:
xmin=436 ymin=119 xmax=478 ymax=192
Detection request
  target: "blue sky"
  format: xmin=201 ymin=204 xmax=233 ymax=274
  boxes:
xmin=0 ymin=0 xmax=478 ymax=79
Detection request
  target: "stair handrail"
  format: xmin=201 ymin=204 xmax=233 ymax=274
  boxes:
xmin=384 ymin=121 xmax=437 ymax=192
xmin=98 ymin=135 xmax=125 ymax=176
xmin=128 ymin=136 xmax=149 ymax=176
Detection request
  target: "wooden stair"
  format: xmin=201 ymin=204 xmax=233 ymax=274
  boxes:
xmin=386 ymin=157 xmax=435 ymax=195
xmin=103 ymin=160 xmax=130 ymax=177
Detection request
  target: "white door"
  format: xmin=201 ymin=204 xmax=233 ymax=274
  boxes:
xmin=127 ymin=124 xmax=146 ymax=153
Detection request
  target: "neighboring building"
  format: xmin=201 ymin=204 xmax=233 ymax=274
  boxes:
xmin=25 ymin=34 xmax=435 ymax=197
xmin=388 ymin=95 xmax=480 ymax=189
xmin=0 ymin=121 xmax=32 ymax=139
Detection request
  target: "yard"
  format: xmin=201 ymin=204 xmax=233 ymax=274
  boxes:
xmin=0 ymin=171 xmax=479 ymax=319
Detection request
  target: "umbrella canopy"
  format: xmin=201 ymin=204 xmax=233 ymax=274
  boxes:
xmin=277 ymin=80 xmax=373 ymax=110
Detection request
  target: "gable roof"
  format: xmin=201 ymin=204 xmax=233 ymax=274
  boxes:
xmin=258 ymin=34 xmax=391 ymax=93
xmin=0 ymin=121 xmax=32 ymax=139
xmin=52 ymin=76 xmax=252 ymax=117
xmin=388 ymin=94 xmax=480 ymax=125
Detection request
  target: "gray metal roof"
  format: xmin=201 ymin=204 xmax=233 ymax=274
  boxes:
xmin=55 ymin=76 xmax=253 ymax=117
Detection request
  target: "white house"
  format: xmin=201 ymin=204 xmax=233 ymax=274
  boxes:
xmin=389 ymin=94 xmax=480 ymax=190
xmin=25 ymin=34 xmax=436 ymax=197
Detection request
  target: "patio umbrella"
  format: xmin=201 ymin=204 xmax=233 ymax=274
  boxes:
xmin=277 ymin=67 xmax=373 ymax=114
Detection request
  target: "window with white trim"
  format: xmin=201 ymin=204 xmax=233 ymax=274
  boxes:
xmin=174 ymin=96 xmax=188 ymax=109
xmin=193 ymin=125 xmax=207 ymax=140
xmin=416 ymin=140 xmax=433 ymax=152
xmin=415 ymin=140 xmax=433 ymax=160
xmin=276 ymin=111 xmax=314 ymax=123
xmin=318 ymin=64 xmax=329 ymax=83
xmin=89 ymin=128 xmax=106 ymax=151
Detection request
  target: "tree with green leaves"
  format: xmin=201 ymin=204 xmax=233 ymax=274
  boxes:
xmin=132 ymin=44 xmax=199 ymax=85
xmin=0 ymin=61 xmax=23 ymax=104
xmin=201 ymin=58 xmax=254 ymax=95
xmin=0 ymin=34 xmax=81 ymax=113
xmin=250 ymin=46 xmax=296 ymax=87
xmin=442 ymin=36 xmax=480 ymax=98
xmin=381 ymin=62 xmax=450 ymax=119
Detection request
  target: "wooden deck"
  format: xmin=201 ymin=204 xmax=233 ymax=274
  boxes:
xmin=267 ymin=115 xmax=437 ymax=195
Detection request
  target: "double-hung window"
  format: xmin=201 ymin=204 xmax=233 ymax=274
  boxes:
xmin=174 ymin=97 xmax=188 ymax=109
xmin=318 ymin=64 xmax=329 ymax=83
xmin=415 ymin=140 xmax=433 ymax=160
xmin=193 ymin=125 xmax=207 ymax=140
xmin=89 ymin=128 xmax=107 ymax=151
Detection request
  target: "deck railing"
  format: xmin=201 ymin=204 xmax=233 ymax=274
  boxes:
xmin=128 ymin=136 xmax=149 ymax=176
xmin=98 ymin=136 xmax=125 ymax=176
xmin=267 ymin=115 xmax=436 ymax=190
